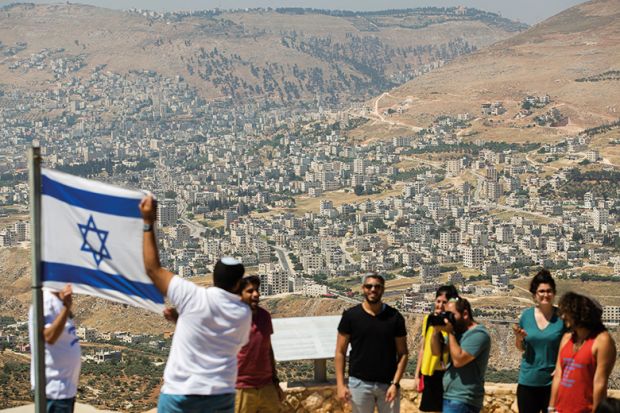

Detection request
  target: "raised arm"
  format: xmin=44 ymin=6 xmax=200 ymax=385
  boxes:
xmin=446 ymin=332 xmax=476 ymax=368
xmin=139 ymin=196 xmax=174 ymax=296
xmin=43 ymin=284 xmax=73 ymax=345
xmin=335 ymin=332 xmax=351 ymax=403
xmin=592 ymin=332 xmax=617 ymax=412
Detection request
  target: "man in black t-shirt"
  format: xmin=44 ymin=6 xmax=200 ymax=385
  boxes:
xmin=335 ymin=273 xmax=408 ymax=413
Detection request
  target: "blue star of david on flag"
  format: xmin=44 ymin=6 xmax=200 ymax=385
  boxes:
xmin=41 ymin=167 xmax=164 ymax=313
xmin=78 ymin=215 xmax=111 ymax=266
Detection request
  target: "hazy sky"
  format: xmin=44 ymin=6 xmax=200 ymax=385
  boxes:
xmin=1 ymin=0 xmax=586 ymax=25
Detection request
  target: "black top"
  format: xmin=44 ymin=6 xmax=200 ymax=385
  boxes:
xmin=338 ymin=303 xmax=407 ymax=383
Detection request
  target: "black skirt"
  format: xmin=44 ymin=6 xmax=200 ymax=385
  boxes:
xmin=420 ymin=370 xmax=445 ymax=412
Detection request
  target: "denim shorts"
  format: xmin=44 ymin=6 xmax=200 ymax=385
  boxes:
xmin=46 ymin=398 xmax=75 ymax=413
xmin=158 ymin=393 xmax=235 ymax=413
xmin=442 ymin=398 xmax=480 ymax=413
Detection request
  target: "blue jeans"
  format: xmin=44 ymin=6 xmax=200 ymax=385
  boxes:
xmin=46 ymin=398 xmax=75 ymax=413
xmin=349 ymin=376 xmax=400 ymax=413
xmin=443 ymin=399 xmax=480 ymax=413
xmin=158 ymin=393 xmax=235 ymax=413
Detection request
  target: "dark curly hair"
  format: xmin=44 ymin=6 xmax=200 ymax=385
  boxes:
xmin=451 ymin=297 xmax=475 ymax=322
xmin=239 ymin=275 xmax=260 ymax=290
xmin=529 ymin=268 xmax=556 ymax=295
xmin=558 ymin=292 xmax=606 ymax=333
xmin=436 ymin=285 xmax=459 ymax=300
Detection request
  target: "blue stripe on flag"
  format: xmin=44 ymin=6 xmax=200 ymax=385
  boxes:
xmin=42 ymin=174 xmax=142 ymax=218
xmin=42 ymin=261 xmax=164 ymax=304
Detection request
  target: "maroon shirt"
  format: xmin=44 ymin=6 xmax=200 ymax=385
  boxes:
xmin=236 ymin=307 xmax=274 ymax=388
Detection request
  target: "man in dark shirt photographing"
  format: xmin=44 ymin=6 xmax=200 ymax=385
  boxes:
xmin=335 ymin=273 xmax=408 ymax=413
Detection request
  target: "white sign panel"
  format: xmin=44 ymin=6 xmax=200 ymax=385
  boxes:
xmin=271 ymin=315 xmax=342 ymax=361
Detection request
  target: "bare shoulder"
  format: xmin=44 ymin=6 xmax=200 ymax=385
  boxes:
xmin=592 ymin=331 xmax=617 ymax=364
xmin=594 ymin=330 xmax=616 ymax=349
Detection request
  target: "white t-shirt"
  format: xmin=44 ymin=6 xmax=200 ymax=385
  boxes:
xmin=161 ymin=276 xmax=251 ymax=395
xmin=29 ymin=290 xmax=81 ymax=399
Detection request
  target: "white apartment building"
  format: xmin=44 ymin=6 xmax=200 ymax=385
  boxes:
xmin=13 ymin=221 xmax=30 ymax=242
xmin=76 ymin=327 xmax=97 ymax=342
xmin=603 ymin=306 xmax=620 ymax=325
xmin=463 ymin=245 xmax=484 ymax=269
xmin=446 ymin=159 xmax=462 ymax=177
xmin=592 ymin=208 xmax=609 ymax=232
xmin=495 ymin=225 xmax=513 ymax=244
xmin=158 ymin=199 xmax=178 ymax=227
xmin=303 ymin=283 xmax=328 ymax=297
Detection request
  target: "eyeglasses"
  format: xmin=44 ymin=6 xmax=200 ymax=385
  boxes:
xmin=363 ymin=284 xmax=383 ymax=290
xmin=536 ymin=289 xmax=555 ymax=295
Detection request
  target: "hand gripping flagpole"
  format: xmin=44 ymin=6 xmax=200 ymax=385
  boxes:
xmin=29 ymin=146 xmax=46 ymax=413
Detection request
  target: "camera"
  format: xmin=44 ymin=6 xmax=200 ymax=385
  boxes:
xmin=427 ymin=311 xmax=456 ymax=326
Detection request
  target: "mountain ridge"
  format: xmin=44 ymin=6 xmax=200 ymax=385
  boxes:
xmin=354 ymin=0 xmax=620 ymax=143
xmin=0 ymin=3 xmax=526 ymax=108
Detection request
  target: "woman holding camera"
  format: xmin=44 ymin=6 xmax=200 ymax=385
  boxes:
xmin=414 ymin=285 xmax=459 ymax=412
xmin=513 ymin=270 xmax=565 ymax=413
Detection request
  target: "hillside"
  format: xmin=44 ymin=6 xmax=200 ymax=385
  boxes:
xmin=2 ymin=245 xmax=620 ymax=408
xmin=0 ymin=3 xmax=525 ymax=108
xmin=353 ymin=0 xmax=620 ymax=143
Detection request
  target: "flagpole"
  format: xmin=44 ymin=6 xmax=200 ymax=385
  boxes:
xmin=29 ymin=146 xmax=46 ymax=413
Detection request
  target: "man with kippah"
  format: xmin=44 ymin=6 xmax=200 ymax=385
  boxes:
xmin=140 ymin=195 xmax=252 ymax=413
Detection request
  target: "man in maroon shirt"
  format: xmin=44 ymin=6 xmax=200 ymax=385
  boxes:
xmin=235 ymin=276 xmax=283 ymax=413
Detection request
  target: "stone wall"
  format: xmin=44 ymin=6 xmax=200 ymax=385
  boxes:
xmin=280 ymin=380 xmax=620 ymax=413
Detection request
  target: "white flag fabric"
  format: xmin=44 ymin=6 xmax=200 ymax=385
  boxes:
xmin=41 ymin=168 xmax=164 ymax=313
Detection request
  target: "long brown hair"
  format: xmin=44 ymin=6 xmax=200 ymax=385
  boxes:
xmin=558 ymin=292 xmax=606 ymax=334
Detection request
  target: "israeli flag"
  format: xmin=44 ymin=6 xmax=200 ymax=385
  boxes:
xmin=41 ymin=168 xmax=164 ymax=313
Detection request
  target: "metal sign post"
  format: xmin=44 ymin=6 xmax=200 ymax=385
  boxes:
xmin=29 ymin=146 xmax=46 ymax=413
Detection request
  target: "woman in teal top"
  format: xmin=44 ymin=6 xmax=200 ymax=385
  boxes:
xmin=513 ymin=269 xmax=565 ymax=413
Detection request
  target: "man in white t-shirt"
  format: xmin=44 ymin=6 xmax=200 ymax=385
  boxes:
xmin=29 ymin=283 xmax=81 ymax=413
xmin=140 ymin=195 xmax=252 ymax=413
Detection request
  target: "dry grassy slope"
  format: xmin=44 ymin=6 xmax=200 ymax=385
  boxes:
xmin=225 ymin=12 xmax=510 ymax=47
xmin=0 ymin=248 xmax=32 ymax=317
xmin=0 ymin=246 xmax=176 ymax=335
xmin=2 ymin=240 xmax=617 ymax=377
xmin=0 ymin=4 xmax=522 ymax=101
xmin=2 ymin=265 xmax=619 ymax=382
xmin=360 ymin=0 xmax=620 ymax=142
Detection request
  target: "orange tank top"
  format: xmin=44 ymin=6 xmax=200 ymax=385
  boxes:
xmin=556 ymin=333 xmax=598 ymax=413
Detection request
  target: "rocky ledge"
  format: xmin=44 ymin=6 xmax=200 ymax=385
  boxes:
xmin=280 ymin=380 xmax=620 ymax=413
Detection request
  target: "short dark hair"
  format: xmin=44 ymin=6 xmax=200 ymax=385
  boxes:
xmin=239 ymin=275 xmax=260 ymax=291
xmin=436 ymin=285 xmax=459 ymax=300
xmin=529 ymin=269 xmax=556 ymax=295
xmin=451 ymin=297 xmax=474 ymax=322
xmin=595 ymin=398 xmax=620 ymax=413
xmin=559 ymin=291 xmax=605 ymax=333
xmin=363 ymin=273 xmax=385 ymax=285
xmin=213 ymin=257 xmax=245 ymax=292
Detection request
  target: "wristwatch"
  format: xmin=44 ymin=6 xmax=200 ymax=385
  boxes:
xmin=390 ymin=380 xmax=400 ymax=389
xmin=143 ymin=223 xmax=153 ymax=232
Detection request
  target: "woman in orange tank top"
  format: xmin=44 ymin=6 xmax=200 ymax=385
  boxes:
xmin=548 ymin=292 xmax=617 ymax=413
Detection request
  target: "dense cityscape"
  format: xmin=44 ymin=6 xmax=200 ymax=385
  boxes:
xmin=1 ymin=2 xmax=619 ymax=412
